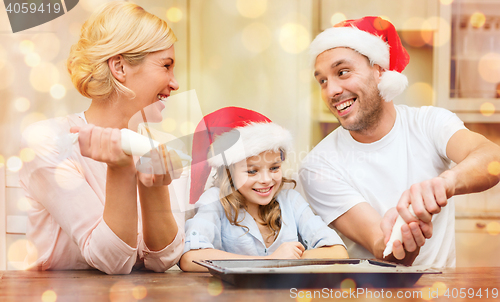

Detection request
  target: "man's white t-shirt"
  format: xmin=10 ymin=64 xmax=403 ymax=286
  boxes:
xmin=300 ymin=105 xmax=466 ymax=267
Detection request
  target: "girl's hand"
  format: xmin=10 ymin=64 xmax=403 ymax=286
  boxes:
xmin=267 ymin=242 xmax=305 ymax=259
xmin=70 ymin=125 xmax=133 ymax=169
xmin=136 ymin=145 xmax=183 ymax=187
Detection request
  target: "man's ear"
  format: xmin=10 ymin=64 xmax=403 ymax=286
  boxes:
xmin=108 ymin=55 xmax=126 ymax=83
xmin=373 ymin=64 xmax=384 ymax=83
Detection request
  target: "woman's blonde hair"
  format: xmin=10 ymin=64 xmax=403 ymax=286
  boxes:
xmin=213 ymin=155 xmax=296 ymax=242
xmin=67 ymin=1 xmax=176 ymax=100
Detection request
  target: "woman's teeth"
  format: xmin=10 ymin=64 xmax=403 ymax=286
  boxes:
xmin=157 ymin=94 xmax=168 ymax=101
xmin=254 ymin=187 xmax=272 ymax=193
xmin=336 ymin=99 xmax=355 ymax=111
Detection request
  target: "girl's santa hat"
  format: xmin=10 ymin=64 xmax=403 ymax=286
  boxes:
xmin=189 ymin=106 xmax=293 ymax=204
xmin=309 ymin=16 xmax=410 ymax=102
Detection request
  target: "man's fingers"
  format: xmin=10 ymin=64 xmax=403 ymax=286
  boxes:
xmin=396 ymin=190 xmax=418 ymax=223
xmin=392 ymin=240 xmax=405 ymax=260
xmin=401 ymin=224 xmax=417 ymax=252
xmin=419 ymin=220 xmax=433 ymax=239
xmin=408 ymin=222 xmax=426 ymax=247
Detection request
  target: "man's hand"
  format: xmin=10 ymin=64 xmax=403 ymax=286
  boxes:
xmin=380 ymin=207 xmax=433 ymax=265
xmin=396 ymin=176 xmax=455 ymax=224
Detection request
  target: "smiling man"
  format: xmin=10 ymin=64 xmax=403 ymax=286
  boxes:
xmin=299 ymin=16 xmax=500 ymax=267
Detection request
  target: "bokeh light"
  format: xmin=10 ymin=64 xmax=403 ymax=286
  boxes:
xmin=19 ymin=40 xmax=34 ymax=54
xmin=20 ymin=147 xmax=36 ymax=163
xmin=30 ymin=62 xmax=60 ymax=92
xmin=80 ymin=0 xmax=103 ymax=12
xmin=340 ymin=278 xmax=356 ymax=291
xmin=486 ymin=221 xmax=500 ymax=235
xmin=330 ymin=13 xmax=346 ymax=26
xmin=440 ymin=0 xmax=454 ymax=5
xmin=41 ymin=290 xmax=57 ymax=302
xmin=296 ymin=293 xmax=312 ymax=302
xmin=14 ymin=97 xmax=31 ymax=112
xmin=167 ymin=7 xmax=182 ymax=22
xmin=7 ymin=239 xmax=30 ymax=269
xmin=432 ymin=282 xmax=447 ymax=297
xmin=279 ymin=23 xmax=310 ymax=54
xmin=407 ymin=82 xmax=434 ymax=104
xmin=480 ymin=102 xmax=495 ymax=116
xmin=241 ymin=23 xmax=272 ymax=53
xmin=373 ymin=16 xmax=391 ymax=31
xmin=50 ymin=84 xmax=67 ymax=99
xmin=132 ymin=286 xmax=147 ymax=300
xmin=478 ymin=53 xmax=500 ymax=84
xmin=161 ymin=118 xmax=177 ymax=132
xmin=207 ymin=278 xmax=223 ymax=296
xmin=17 ymin=196 xmax=33 ymax=212
xmin=21 ymin=112 xmax=47 ymax=133
xmin=422 ymin=17 xmax=451 ymax=47
xmin=237 ymin=0 xmax=267 ymax=18
xmin=7 ymin=156 xmax=23 ymax=172
xmin=109 ymin=281 xmax=135 ymax=302
xmin=32 ymin=33 xmax=60 ymax=62
xmin=488 ymin=161 xmax=500 ymax=176
xmin=25 ymin=52 xmax=41 ymax=67
xmin=470 ymin=12 xmax=486 ymax=28
xmin=0 ymin=62 xmax=16 ymax=90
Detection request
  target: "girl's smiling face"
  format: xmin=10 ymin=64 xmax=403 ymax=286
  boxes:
xmin=232 ymin=150 xmax=283 ymax=214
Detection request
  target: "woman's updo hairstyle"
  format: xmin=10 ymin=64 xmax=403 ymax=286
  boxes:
xmin=67 ymin=1 xmax=176 ymax=100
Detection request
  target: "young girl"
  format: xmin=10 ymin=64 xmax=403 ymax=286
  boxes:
xmin=180 ymin=107 xmax=348 ymax=272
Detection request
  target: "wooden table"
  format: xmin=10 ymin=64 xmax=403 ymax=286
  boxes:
xmin=1 ymin=267 xmax=500 ymax=301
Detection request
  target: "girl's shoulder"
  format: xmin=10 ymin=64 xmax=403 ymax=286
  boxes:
xmin=196 ymin=187 xmax=223 ymax=209
xmin=276 ymin=189 xmax=304 ymax=205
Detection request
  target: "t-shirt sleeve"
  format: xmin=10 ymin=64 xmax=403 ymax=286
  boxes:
xmin=183 ymin=188 xmax=224 ymax=254
xmin=299 ymin=157 xmax=367 ymax=225
xmin=419 ymin=106 xmax=466 ymax=159
xmin=287 ymin=190 xmax=346 ymax=250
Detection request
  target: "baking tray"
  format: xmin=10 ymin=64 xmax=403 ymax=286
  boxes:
xmin=194 ymin=259 xmax=441 ymax=288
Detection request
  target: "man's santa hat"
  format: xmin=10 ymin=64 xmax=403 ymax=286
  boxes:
xmin=189 ymin=106 xmax=293 ymax=204
xmin=309 ymin=16 xmax=410 ymax=102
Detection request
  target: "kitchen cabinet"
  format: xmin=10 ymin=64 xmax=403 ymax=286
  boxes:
xmin=436 ymin=0 xmax=500 ymax=122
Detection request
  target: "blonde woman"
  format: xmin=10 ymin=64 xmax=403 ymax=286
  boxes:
xmin=179 ymin=107 xmax=348 ymax=272
xmin=19 ymin=2 xmax=184 ymax=274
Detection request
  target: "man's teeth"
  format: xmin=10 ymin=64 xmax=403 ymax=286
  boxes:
xmin=254 ymin=187 xmax=272 ymax=193
xmin=157 ymin=95 xmax=168 ymax=101
xmin=336 ymin=100 xmax=354 ymax=111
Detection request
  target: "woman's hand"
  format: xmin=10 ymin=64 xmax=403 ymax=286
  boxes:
xmin=70 ymin=125 xmax=133 ymax=169
xmin=136 ymin=145 xmax=183 ymax=187
xmin=267 ymin=242 xmax=305 ymax=259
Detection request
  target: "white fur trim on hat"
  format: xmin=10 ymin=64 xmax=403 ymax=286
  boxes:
xmin=207 ymin=122 xmax=293 ymax=167
xmin=378 ymin=70 xmax=408 ymax=102
xmin=309 ymin=27 xmax=390 ymax=69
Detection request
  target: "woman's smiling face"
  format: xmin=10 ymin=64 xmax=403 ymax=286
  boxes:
xmin=123 ymin=45 xmax=179 ymax=126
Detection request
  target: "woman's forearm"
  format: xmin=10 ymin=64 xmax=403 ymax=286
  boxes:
xmin=138 ymin=182 xmax=178 ymax=251
xmin=103 ymin=164 xmax=138 ymax=248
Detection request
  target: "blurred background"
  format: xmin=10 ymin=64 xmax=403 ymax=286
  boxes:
xmin=1 ymin=0 xmax=500 ymax=269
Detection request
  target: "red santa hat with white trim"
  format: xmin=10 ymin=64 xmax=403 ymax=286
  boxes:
xmin=189 ymin=106 xmax=293 ymax=204
xmin=309 ymin=16 xmax=410 ymax=102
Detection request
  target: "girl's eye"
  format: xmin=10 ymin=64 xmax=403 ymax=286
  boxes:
xmin=247 ymin=170 xmax=257 ymax=175
xmin=319 ymin=79 xmax=327 ymax=85
xmin=270 ymin=166 xmax=281 ymax=172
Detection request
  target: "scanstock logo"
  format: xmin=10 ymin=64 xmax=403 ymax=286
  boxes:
xmin=4 ymin=0 xmax=79 ymax=33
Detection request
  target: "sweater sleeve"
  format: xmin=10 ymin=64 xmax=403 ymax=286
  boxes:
xmin=20 ymin=120 xmax=138 ymax=274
